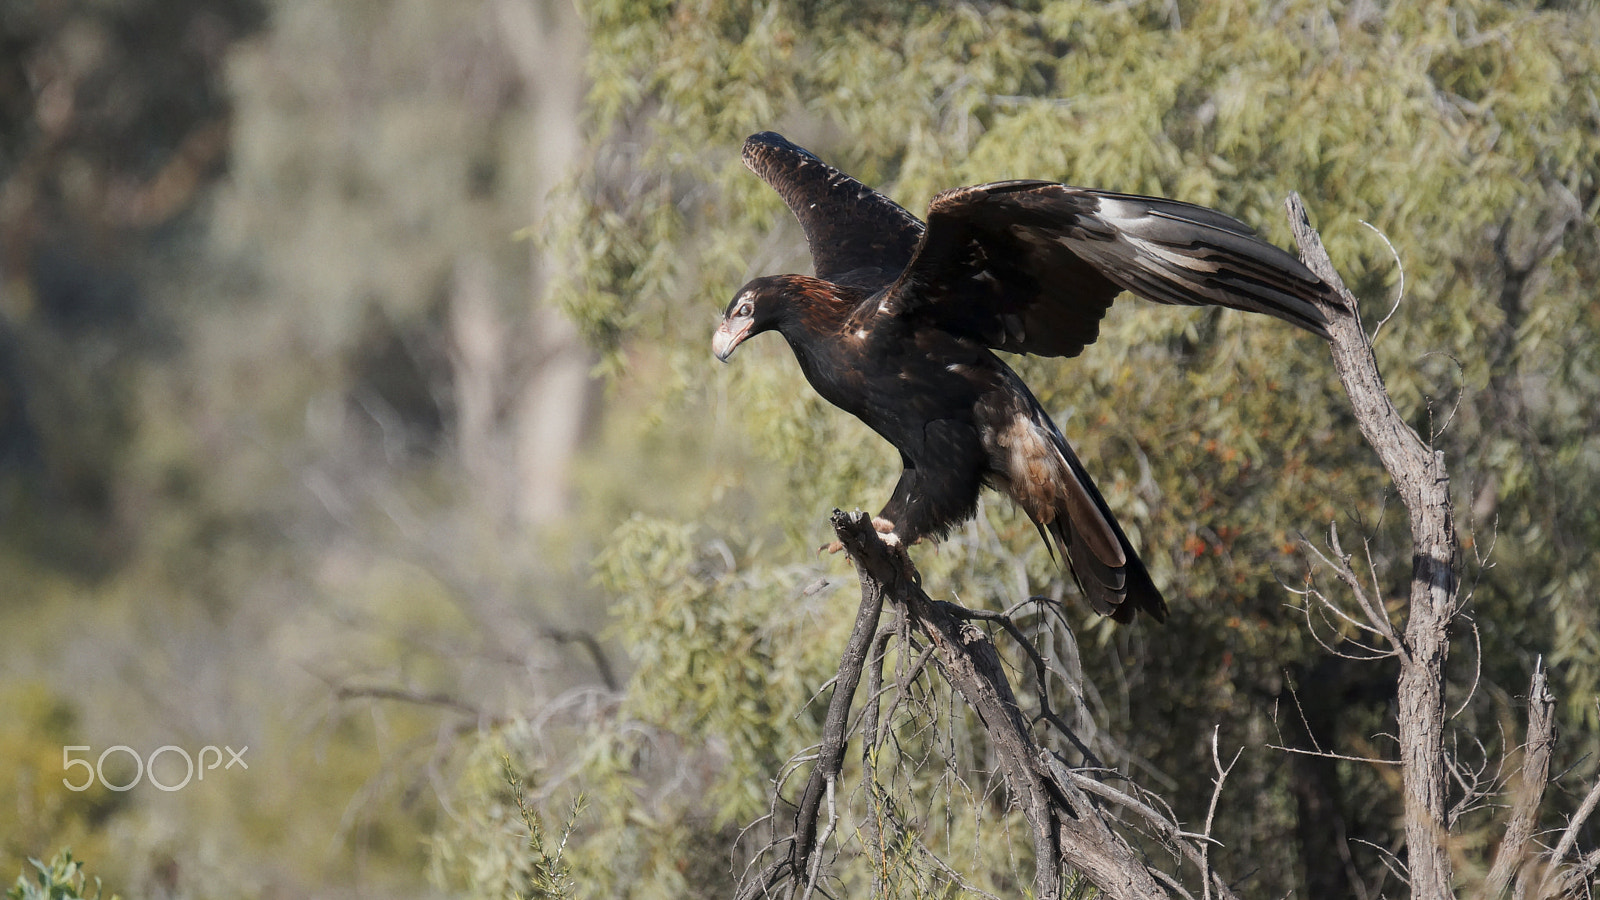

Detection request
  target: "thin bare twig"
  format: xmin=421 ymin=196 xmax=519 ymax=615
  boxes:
xmin=1201 ymin=729 xmax=1242 ymax=900
xmin=1300 ymin=521 xmax=1402 ymax=651
xmin=798 ymin=776 xmax=837 ymax=900
xmin=1361 ymin=219 xmax=1406 ymax=342
xmin=1542 ymin=777 xmax=1600 ymax=898
xmin=333 ymin=683 xmax=488 ymax=718
xmin=1264 ymin=744 xmax=1400 ymax=766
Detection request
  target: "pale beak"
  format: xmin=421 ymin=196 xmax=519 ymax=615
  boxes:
xmin=712 ymin=318 xmax=751 ymax=362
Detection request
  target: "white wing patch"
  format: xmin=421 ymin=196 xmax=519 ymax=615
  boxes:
xmin=1094 ymin=196 xmax=1143 ymax=222
xmin=1133 ymin=239 xmax=1221 ymax=273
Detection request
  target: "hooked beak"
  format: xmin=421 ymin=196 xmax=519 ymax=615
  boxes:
xmin=712 ymin=318 xmax=752 ymax=363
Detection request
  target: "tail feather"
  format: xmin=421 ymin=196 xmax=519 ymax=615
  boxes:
xmin=983 ymin=375 xmax=1168 ymax=622
xmin=1046 ymin=440 xmax=1167 ymax=623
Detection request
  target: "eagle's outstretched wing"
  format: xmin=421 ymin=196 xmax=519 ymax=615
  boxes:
xmin=742 ymin=132 xmax=925 ymax=288
xmin=880 ymin=180 xmax=1333 ymax=357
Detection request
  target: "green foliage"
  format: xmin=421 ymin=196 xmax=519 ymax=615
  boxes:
xmin=502 ymin=758 xmax=584 ymax=900
xmin=6 ymin=851 xmax=119 ymax=900
xmin=571 ymin=516 xmax=843 ymax=894
xmin=432 ymin=751 xmax=584 ymax=900
xmin=438 ymin=512 xmax=1058 ymax=898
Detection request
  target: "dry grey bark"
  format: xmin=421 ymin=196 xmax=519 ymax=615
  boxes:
xmin=1286 ymin=193 xmax=1460 ymax=900
xmin=1485 ymin=664 xmax=1557 ymax=900
xmin=1287 ymin=197 xmax=1600 ymax=899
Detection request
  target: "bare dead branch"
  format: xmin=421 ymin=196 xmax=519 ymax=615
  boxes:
xmin=1547 ymin=848 xmax=1600 ymax=900
xmin=862 ymin=627 xmax=896 ymax=748
xmin=333 ymin=683 xmax=489 ymax=718
xmin=1047 ymin=763 xmax=1216 ymax=848
xmin=1354 ymin=836 xmax=1411 ymax=888
xmin=1451 ymin=618 xmax=1485 ymax=720
xmin=1201 ymin=729 xmax=1242 ymax=900
xmin=825 ymin=510 xmax=1171 ymax=900
xmin=1038 ymin=756 xmax=1243 ymax=900
xmin=858 ymin=627 xmax=893 ymax=895
xmin=1300 ymin=522 xmax=1402 ymax=651
xmin=1264 ymin=743 xmax=1400 ymax=766
xmin=1482 ymin=661 xmax=1557 ymax=899
xmin=1552 ymin=779 xmax=1600 ymax=868
xmin=1360 ymin=219 xmax=1406 ymax=341
xmin=947 ymin=603 xmax=1103 ymax=767
xmin=1287 ymin=581 xmax=1396 ymax=661
xmin=1541 ymin=777 xmax=1600 ymax=899
xmin=540 ymin=627 xmax=621 ymax=692
xmin=735 ymin=526 xmax=886 ymax=900
xmin=1288 ymin=193 xmax=1461 ymax=900
xmin=1271 ymin=676 xmax=1403 ymax=769
xmin=798 ymin=775 xmax=837 ymax=900
xmin=1444 ymin=729 xmax=1500 ymax=829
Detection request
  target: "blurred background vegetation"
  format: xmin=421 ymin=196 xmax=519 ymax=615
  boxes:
xmin=1 ymin=0 xmax=1596 ymax=897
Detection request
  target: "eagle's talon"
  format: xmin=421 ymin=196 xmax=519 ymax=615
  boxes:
xmin=819 ymin=540 xmax=845 ymax=556
xmin=869 ymin=517 xmax=904 ymax=548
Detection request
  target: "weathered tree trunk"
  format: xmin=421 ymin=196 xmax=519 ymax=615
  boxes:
xmin=451 ymin=0 xmax=594 ymax=526
xmin=1287 ymin=194 xmax=1459 ymax=900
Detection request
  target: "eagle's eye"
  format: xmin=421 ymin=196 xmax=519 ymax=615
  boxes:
xmin=736 ymin=302 xmax=754 ymax=318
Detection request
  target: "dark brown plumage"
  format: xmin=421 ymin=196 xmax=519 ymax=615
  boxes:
xmin=714 ymin=131 xmax=1333 ymax=622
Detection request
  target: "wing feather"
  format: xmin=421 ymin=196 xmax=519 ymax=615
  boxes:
xmin=742 ymin=132 xmax=925 ymax=287
xmin=880 ymin=182 xmax=1333 ymax=356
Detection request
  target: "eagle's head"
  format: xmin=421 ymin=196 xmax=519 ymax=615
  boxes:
xmin=713 ymin=275 xmax=807 ymax=362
